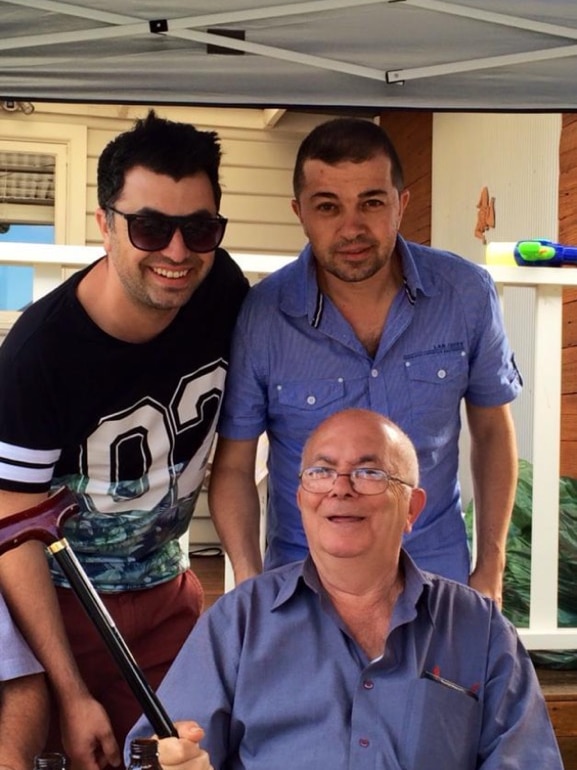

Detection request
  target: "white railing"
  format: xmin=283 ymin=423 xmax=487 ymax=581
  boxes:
xmin=486 ymin=263 xmax=577 ymax=650
xmin=1 ymin=243 xmax=576 ymax=650
xmin=0 ymin=242 xmax=296 ymax=300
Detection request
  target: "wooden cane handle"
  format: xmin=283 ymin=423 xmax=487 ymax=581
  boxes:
xmin=0 ymin=486 xmax=78 ymax=555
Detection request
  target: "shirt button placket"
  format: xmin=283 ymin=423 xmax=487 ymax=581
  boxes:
xmin=357 ymin=680 xmax=374 ymax=751
xmin=368 ymin=368 xmax=381 ymax=408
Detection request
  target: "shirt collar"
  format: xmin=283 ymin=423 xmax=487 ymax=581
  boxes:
xmin=271 ymin=551 xmax=434 ymax=622
xmin=269 ymin=559 xmax=310 ymax=610
xmin=277 ymin=243 xmax=318 ymax=321
xmin=279 ymin=236 xmax=434 ymax=323
xmin=269 ymin=554 xmax=334 ymax=612
xmin=391 ymin=549 xmax=435 ymax=630
xmin=396 ymin=235 xmax=428 ymax=300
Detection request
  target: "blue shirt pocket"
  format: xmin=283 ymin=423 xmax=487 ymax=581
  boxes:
xmin=404 ymin=350 xmax=468 ymax=415
xmin=272 ymin=378 xmax=346 ymax=436
xmin=399 ymin=676 xmax=481 ymax=769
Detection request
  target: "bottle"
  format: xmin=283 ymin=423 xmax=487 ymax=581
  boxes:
xmin=127 ymin=738 xmax=162 ymax=770
xmin=33 ymin=753 xmax=67 ymax=770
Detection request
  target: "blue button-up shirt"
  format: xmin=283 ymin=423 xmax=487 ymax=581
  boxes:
xmin=126 ymin=554 xmax=561 ymax=769
xmin=219 ymin=237 xmax=522 ymax=580
xmin=0 ymin=592 xmax=43 ymax=680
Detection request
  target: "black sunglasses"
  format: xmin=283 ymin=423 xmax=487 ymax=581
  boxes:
xmin=107 ymin=206 xmax=228 ymax=253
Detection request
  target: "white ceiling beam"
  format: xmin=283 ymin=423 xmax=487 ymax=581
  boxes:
xmin=1 ymin=0 xmax=390 ymax=51
xmin=0 ymin=10 xmax=393 ymax=84
xmin=162 ymin=28 xmax=391 ymax=81
xmin=0 ymin=0 xmax=144 ymax=24
xmin=0 ymin=24 xmax=150 ymax=51
xmin=262 ymin=109 xmax=287 ymax=128
xmin=384 ymin=0 xmax=577 ymax=84
xmin=0 ymin=28 xmax=390 ymax=83
xmin=398 ymin=0 xmax=577 ymax=41
xmin=386 ymin=43 xmax=577 ymax=83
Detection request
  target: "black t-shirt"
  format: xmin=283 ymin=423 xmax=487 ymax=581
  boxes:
xmin=0 ymin=248 xmax=248 ymax=589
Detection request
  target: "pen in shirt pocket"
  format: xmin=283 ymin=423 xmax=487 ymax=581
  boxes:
xmin=421 ymin=668 xmax=479 ymax=700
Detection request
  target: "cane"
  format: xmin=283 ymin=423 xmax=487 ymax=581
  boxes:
xmin=0 ymin=487 xmax=178 ymax=738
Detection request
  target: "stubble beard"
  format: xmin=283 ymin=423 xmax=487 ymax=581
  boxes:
xmin=117 ymin=255 xmax=208 ymax=312
xmin=322 ymin=240 xmax=392 ymax=284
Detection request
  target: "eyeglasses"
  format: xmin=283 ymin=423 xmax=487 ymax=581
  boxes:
xmin=299 ymin=466 xmax=414 ymax=496
xmin=107 ymin=206 xmax=227 ymax=253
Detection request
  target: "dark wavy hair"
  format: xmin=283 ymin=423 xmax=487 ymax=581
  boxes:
xmin=97 ymin=110 xmax=222 ymax=210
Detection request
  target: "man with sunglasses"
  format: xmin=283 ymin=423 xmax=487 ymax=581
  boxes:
xmin=0 ymin=111 xmax=248 ymax=769
xmin=127 ymin=409 xmax=562 ymax=770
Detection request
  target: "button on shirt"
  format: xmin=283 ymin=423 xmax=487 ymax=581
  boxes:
xmin=126 ymin=553 xmax=562 ymax=770
xmin=0 ymin=592 xmax=43 ymax=680
xmin=218 ymin=236 xmax=522 ymax=580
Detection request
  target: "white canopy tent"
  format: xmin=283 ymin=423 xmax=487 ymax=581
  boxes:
xmin=1 ymin=0 xmax=577 ymax=111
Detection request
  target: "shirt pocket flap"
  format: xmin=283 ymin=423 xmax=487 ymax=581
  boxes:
xmin=276 ymin=379 xmax=345 ymax=411
xmin=405 ymin=352 xmax=467 ymax=386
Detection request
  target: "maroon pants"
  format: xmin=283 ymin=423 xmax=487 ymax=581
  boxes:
xmin=46 ymin=570 xmax=203 ymax=765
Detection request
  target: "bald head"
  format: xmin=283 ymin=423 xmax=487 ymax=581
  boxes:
xmin=297 ymin=409 xmax=425 ymax=568
xmin=301 ymin=409 xmax=419 ymax=487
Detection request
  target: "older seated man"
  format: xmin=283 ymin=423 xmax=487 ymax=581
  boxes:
xmin=0 ymin=592 xmax=48 ymax=770
xmin=127 ymin=408 xmax=563 ymax=770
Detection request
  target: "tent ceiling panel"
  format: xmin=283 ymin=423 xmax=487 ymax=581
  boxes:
xmin=0 ymin=0 xmax=576 ymax=110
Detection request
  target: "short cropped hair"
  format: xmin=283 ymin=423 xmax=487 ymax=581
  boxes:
xmin=293 ymin=117 xmax=404 ymax=199
xmin=97 ymin=110 xmax=223 ymax=210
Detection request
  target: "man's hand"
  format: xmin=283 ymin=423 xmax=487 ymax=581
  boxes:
xmin=59 ymin=693 xmax=120 ymax=770
xmin=469 ymin=565 xmax=503 ymax=609
xmin=157 ymin=722 xmax=214 ymax=770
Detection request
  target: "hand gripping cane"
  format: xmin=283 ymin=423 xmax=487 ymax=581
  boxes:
xmin=0 ymin=486 xmax=178 ymax=738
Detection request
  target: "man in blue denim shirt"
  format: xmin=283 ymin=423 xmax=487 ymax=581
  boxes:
xmin=128 ymin=410 xmax=560 ymax=770
xmin=210 ymin=117 xmax=521 ymax=604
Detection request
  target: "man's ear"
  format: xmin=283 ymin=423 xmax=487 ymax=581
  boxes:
xmin=95 ymin=208 xmax=112 ymax=253
xmin=405 ymin=487 xmax=426 ymax=534
xmin=296 ymin=483 xmax=304 ymax=510
xmin=291 ymin=198 xmax=302 ymax=222
xmin=397 ymin=188 xmax=410 ymax=229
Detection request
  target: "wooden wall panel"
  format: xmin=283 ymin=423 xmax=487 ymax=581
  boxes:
xmin=379 ymin=111 xmax=433 ymax=245
xmin=560 ymin=114 xmax=577 ymax=477
xmin=561 ymin=443 xmax=577 ymax=479
xmin=562 ymin=347 xmax=577 ymax=394
xmin=560 ymin=115 xmax=577 ymax=244
xmin=563 ymin=298 xmax=577 ymax=348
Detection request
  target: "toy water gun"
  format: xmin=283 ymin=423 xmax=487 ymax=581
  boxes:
xmin=486 ymin=239 xmax=577 ymax=267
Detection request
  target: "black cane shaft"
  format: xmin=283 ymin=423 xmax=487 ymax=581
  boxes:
xmin=49 ymin=539 xmax=178 ymax=738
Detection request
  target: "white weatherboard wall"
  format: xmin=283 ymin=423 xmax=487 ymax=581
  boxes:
xmin=431 ymin=112 xmax=561 ymax=504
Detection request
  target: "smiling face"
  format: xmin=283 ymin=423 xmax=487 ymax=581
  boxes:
xmin=96 ymin=165 xmax=218 ymax=314
xmin=291 ymin=154 xmax=410 ymax=286
xmin=297 ymin=410 xmax=425 ymax=566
